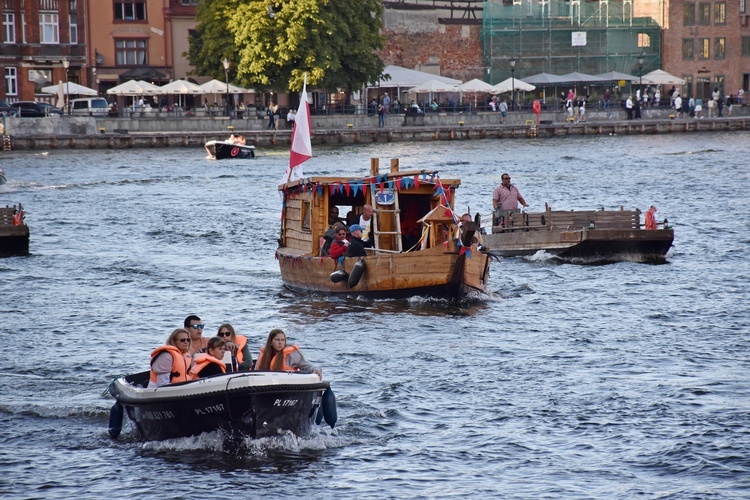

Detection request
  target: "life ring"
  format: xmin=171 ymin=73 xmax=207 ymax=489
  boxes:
xmin=348 ymin=258 xmax=366 ymax=288
xmin=230 ymin=146 xmax=240 ymax=157
xmin=532 ymin=100 xmax=541 ymax=114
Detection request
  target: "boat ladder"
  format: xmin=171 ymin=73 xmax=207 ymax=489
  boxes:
xmin=370 ymin=183 xmax=403 ymax=253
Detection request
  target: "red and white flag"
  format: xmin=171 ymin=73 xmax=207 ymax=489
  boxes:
xmin=284 ymin=76 xmax=312 ymax=183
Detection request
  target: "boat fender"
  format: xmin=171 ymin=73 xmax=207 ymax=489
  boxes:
xmin=330 ymin=270 xmax=349 ymax=283
xmin=348 ymin=258 xmax=366 ymax=288
xmin=108 ymin=401 xmax=124 ymax=439
xmin=315 ymin=405 xmax=324 ymax=425
xmin=321 ymin=386 xmax=337 ymax=429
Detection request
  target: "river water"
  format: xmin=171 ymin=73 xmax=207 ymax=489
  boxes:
xmin=1 ymin=132 xmax=749 ymax=498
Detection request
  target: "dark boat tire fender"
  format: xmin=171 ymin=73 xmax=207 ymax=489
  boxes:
xmin=348 ymin=259 xmax=366 ymax=288
xmin=108 ymin=401 xmax=124 ymax=438
xmin=330 ymin=270 xmax=349 ymax=283
xmin=322 ymin=387 xmax=337 ymax=429
xmin=315 ymin=405 xmax=324 ymax=425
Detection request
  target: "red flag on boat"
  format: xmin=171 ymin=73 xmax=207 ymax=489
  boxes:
xmin=284 ymin=76 xmax=312 ymax=183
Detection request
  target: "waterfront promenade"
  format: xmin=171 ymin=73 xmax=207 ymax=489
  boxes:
xmin=2 ymin=106 xmax=748 ymax=151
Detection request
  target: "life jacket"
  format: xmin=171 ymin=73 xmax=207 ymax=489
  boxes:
xmin=187 ymin=353 xmax=226 ymax=380
xmin=645 ymin=207 xmax=658 ymax=230
xmin=255 ymin=345 xmax=300 ymax=372
xmin=12 ymin=209 xmax=24 ymax=226
xmin=149 ymin=345 xmax=190 ymax=385
xmin=234 ymin=334 xmax=248 ymax=365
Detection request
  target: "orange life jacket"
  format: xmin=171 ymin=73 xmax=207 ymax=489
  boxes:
xmin=645 ymin=208 xmax=657 ymax=230
xmin=255 ymin=345 xmax=300 ymax=372
xmin=187 ymin=353 xmax=226 ymax=380
xmin=12 ymin=209 xmax=24 ymax=226
xmin=234 ymin=334 xmax=248 ymax=365
xmin=149 ymin=345 xmax=190 ymax=385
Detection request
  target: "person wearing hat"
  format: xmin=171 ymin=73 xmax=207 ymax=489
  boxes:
xmin=347 ymin=224 xmax=368 ymax=257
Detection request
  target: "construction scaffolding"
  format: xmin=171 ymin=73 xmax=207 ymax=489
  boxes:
xmin=482 ymin=0 xmax=663 ymax=84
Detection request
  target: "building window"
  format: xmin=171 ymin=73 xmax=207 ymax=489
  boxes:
xmin=683 ymin=75 xmax=693 ymax=100
xmin=3 ymin=13 xmax=15 ymax=44
xmin=697 ymin=3 xmax=711 ymax=25
xmin=180 ymin=0 xmax=199 ymax=4
xmin=684 ymin=3 xmax=696 ymax=26
xmin=69 ymin=13 xmax=78 ymax=44
xmin=742 ymin=36 xmax=750 ymax=56
xmin=114 ymin=0 xmax=147 ymax=21
xmin=4 ymin=67 xmax=17 ymax=95
xmin=742 ymin=0 xmax=746 ymax=14
xmin=682 ymin=39 xmax=694 ymax=60
xmin=115 ymin=39 xmax=148 ymax=65
xmin=21 ymin=13 xmax=26 ymax=44
xmin=714 ymin=38 xmax=726 ymax=59
xmin=40 ymin=13 xmax=59 ymax=44
xmin=714 ymin=3 xmax=726 ymax=25
xmin=638 ymin=33 xmax=651 ymax=48
xmin=698 ymin=38 xmax=710 ymax=59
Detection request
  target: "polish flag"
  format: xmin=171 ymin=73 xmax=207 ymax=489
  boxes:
xmin=284 ymin=76 xmax=312 ymax=183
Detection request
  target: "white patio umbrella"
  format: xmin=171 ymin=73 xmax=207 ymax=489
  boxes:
xmin=199 ymin=79 xmax=247 ymax=94
xmin=638 ymin=69 xmax=685 ymax=86
xmin=106 ymin=79 xmax=158 ymax=96
xmin=41 ymin=81 xmax=98 ymax=96
xmin=454 ymin=78 xmax=495 ymax=107
xmin=407 ymin=79 xmax=459 ymax=107
xmin=156 ymin=79 xmax=203 ymax=108
xmin=492 ymin=78 xmax=536 ymax=94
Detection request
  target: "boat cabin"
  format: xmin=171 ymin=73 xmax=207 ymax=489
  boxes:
xmin=279 ymin=158 xmax=462 ymax=257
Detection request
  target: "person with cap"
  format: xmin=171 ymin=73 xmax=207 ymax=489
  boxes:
xmin=347 ymin=224 xmax=368 ymax=257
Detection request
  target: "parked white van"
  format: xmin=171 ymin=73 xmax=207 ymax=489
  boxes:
xmin=69 ymin=97 xmax=109 ymax=116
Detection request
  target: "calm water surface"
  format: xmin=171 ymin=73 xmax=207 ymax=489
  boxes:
xmin=1 ymin=132 xmax=749 ymax=498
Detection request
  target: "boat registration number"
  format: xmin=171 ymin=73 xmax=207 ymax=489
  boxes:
xmin=273 ymin=399 xmax=299 ymax=407
xmin=141 ymin=410 xmax=176 ymax=420
xmin=194 ymin=404 xmax=225 ymax=415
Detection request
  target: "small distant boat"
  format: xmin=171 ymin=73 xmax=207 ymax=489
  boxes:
xmin=276 ymin=158 xmax=491 ymax=299
xmin=0 ymin=167 xmax=6 ymax=185
xmin=204 ymin=140 xmax=256 ymax=159
xmin=0 ymin=203 xmax=29 ymax=257
xmin=107 ymin=370 xmax=335 ymax=441
xmin=483 ymin=207 xmax=674 ymax=263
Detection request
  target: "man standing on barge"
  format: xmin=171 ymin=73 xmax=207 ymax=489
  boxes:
xmin=493 ymin=173 xmax=529 ymax=228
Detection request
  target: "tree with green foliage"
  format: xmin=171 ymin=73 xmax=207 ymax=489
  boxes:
xmin=188 ymin=0 xmax=385 ymax=93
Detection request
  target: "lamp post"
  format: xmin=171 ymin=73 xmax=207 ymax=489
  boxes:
xmin=62 ymin=58 xmax=70 ymax=115
xmin=222 ymin=58 xmax=230 ymax=117
xmin=638 ymin=53 xmax=644 ymax=100
xmin=509 ymin=56 xmax=517 ymax=111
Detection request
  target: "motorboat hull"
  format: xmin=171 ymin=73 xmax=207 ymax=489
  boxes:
xmin=109 ymin=371 xmax=329 ymax=441
xmin=0 ymin=205 xmax=29 ymax=257
xmin=277 ymin=241 xmax=490 ymax=299
xmin=205 ymin=140 xmax=256 ymax=159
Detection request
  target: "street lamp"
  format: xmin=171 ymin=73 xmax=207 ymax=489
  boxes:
xmin=509 ymin=56 xmax=517 ymax=111
xmin=62 ymin=58 xmax=70 ymax=115
xmin=638 ymin=53 xmax=645 ymax=99
xmin=222 ymin=58 xmax=230 ymax=117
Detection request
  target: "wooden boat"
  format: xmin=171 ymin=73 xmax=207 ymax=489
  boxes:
xmin=205 ymin=140 xmax=256 ymax=159
xmin=276 ymin=158 xmax=491 ymax=299
xmin=107 ymin=370 xmax=336 ymax=441
xmin=482 ymin=207 xmax=674 ymax=263
xmin=0 ymin=203 xmax=29 ymax=257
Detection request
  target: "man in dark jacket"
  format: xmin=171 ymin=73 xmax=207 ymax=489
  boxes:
xmin=347 ymin=224 xmax=367 ymax=257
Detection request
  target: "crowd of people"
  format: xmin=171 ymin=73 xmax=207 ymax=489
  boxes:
xmin=147 ymin=315 xmax=322 ymax=388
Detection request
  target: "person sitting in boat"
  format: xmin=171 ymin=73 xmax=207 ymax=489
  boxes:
xmin=328 ymin=223 xmax=350 ymax=259
xmin=347 ymin=224 xmax=367 ymax=257
xmin=255 ymin=329 xmax=322 ymax=379
xmin=184 ymin=315 xmax=208 ymax=355
xmin=188 ymin=336 xmax=228 ymax=380
xmin=216 ymin=323 xmax=253 ymax=371
xmin=460 ymin=213 xmax=484 ymax=247
xmin=436 ymin=223 xmax=451 ymax=245
xmin=235 ymin=134 xmax=246 ymax=145
xmin=148 ymin=328 xmax=192 ymax=388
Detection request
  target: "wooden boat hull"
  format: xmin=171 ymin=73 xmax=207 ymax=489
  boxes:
xmin=277 ymin=241 xmax=490 ymax=299
xmin=484 ymin=228 xmax=674 ymax=263
xmin=205 ymin=140 xmax=255 ymax=159
xmin=109 ymin=371 xmax=329 ymax=441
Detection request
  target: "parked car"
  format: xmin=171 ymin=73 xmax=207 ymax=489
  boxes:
xmin=37 ymin=102 xmax=63 ymax=116
xmin=0 ymin=100 xmax=19 ymax=117
xmin=11 ymin=101 xmax=59 ymax=118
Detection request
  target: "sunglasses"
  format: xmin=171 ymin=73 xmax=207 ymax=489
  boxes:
xmin=190 ymin=324 xmax=205 ymax=329
xmin=176 ymin=338 xmax=190 ymax=343
xmin=218 ymin=331 xmax=232 ymax=337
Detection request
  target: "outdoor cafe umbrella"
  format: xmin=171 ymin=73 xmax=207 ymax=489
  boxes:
xmin=454 ymin=78 xmax=495 ymax=107
xmin=492 ymin=77 xmax=536 ymax=94
xmin=198 ymin=79 xmax=250 ymax=104
xmin=41 ymin=81 xmax=98 ymax=97
xmin=155 ymin=79 xmax=203 ymax=108
xmin=106 ymin=79 xmax=159 ymax=107
xmin=637 ymin=69 xmax=685 ymax=86
xmin=521 ymin=73 xmax=568 ymax=105
xmin=407 ymin=79 xmax=459 ymax=106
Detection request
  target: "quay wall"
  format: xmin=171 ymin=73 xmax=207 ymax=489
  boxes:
xmin=2 ymin=107 xmax=748 ymax=151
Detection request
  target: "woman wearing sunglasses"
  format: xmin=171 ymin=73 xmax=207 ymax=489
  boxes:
xmin=148 ymin=328 xmax=192 ymax=388
xmin=188 ymin=337 xmax=228 ymax=380
xmin=216 ymin=323 xmax=253 ymax=371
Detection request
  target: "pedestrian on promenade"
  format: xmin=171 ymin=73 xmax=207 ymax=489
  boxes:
xmin=626 ymin=95 xmax=634 ymax=120
xmin=377 ymin=102 xmax=385 ymax=128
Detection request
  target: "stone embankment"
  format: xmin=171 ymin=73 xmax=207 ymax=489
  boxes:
xmin=2 ymin=107 xmax=748 ymax=151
